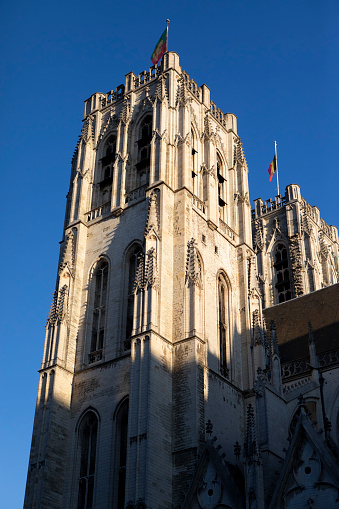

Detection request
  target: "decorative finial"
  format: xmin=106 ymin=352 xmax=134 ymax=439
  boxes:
xmin=206 ymin=419 xmax=213 ymax=436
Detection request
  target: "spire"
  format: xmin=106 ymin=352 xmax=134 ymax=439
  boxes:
xmin=154 ymin=74 xmax=168 ymax=103
xmin=177 ymin=77 xmax=191 ymax=108
xmin=253 ymin=220 xmax=264 ymax=251
xmin=245 ymin=404 xmax=260 ymax=463
xmin=133 ymin=253 xmax=145 ymax=292
xmin=185 ymin=238 xmax=201 ymax=287
xmin=145 ymin=191 xmax=160 ymax=239
xmin=46 ymin=286 xmax=69 ymax=325
xmin=81 ymin=114 xmax=95 ymax=145
xmin=252 ymin=309 xmax=263 ymax=346
xmin=203 ymin=112 xmax=213 ymax=141
xmin=270 ymin=320 xmax=279 ymax=356
xmin=119 ymin=96 xmax=131 ymax=125
xmin=145 ymin=248 xmax=158 ymax=288
xmin=59 ymin=230 xmax=75 ymax=276
xmin=47 ymin=291 xmax=58 ymax=326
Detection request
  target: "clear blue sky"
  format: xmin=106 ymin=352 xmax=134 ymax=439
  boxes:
xmin=1 ymin=0 xmax=338 ymax=506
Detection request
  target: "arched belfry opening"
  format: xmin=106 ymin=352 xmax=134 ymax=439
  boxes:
xmin=92 ymin=134 xmax=117 ymax=209
xmin=273 ymin=242 xmax=292 ymax=303
xmin=136 ymin=115 xmax=152 ymax=188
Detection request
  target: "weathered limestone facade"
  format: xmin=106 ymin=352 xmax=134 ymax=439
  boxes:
xmin=25 ymin=53 xmax=339 ymax=509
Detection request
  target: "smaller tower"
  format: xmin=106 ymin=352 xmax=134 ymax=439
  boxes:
xmin=252 ymin=184 xmax=339 ymax=307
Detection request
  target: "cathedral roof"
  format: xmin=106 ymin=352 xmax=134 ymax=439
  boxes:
xmin=263 ymin=283 xmax=339 ymax=364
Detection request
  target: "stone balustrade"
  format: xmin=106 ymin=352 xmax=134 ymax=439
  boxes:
xmin=125 ymin=184 xmax=148 ymax=204
xmin=218 ymin=218 xmax=236 ymax=242
xmin=88 ymin=349 xmax=103 ymax=364
xmin=193 ymin=196 xmax=207 ymax=215
xmin=86 ymin=202 xmax=111 ymax=222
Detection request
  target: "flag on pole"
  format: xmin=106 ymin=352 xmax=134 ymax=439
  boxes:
xmin=151 ymin=23 xmax=169 ymax=65
xmin=268 ymin=155 xmax=277 ymax=182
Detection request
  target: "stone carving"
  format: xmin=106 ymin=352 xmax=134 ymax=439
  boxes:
xmin=133 ymin=253 xmax=145 ymax=292
xmin=201 ymin=163 xmax=216 ymax=180
xmin=96 ymin=111 xmax=118 ymax=147
xmin=174 ymin=132 xmax=190 ymax=148
xmin=81 ymin=114 xmax=95 ymax=145
xmin=47 ymin=285 xmax=69 ymax=326
xmin=203 ymin=113 xmax=213 ymax=141
xmin=58 ymin=229 xmax=76 ymax=276
xmin=289 ymin=234 xmax=304 ymax=297
xmin=233 ymin=138 xmax=246 ymax=166
xmin=185 ymin=238 xmax=202 ymax=287
xmin=253 ymin=220 xmax=264 ymax=251
xmin=151 ymin=128 xmax=168 ymax=144
xmin=197 ymin=463 xmax=222 ymax=509
xmin=177 ymin=77 xmax=192 ymax=108
xmin=282 ymin=440 xmax=339 ymax=508
xmin=133 ymin=249 xmax=158 ymax=291
xmin=244 ymin=404 xmax=261 ymax=463
xmin=144 ymin=248 xmax=158 ymax=289
xmin=234 ymin=192 xmax=250 ymax=206
xmin=154 ymin=74 xmax=168 ymax=103
xmin=145 ymin=190 xmax=160 ymax=239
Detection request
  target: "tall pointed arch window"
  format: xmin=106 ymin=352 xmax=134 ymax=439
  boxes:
xmin=218 ymin=273 xmax=229 ymax=378
xmin=217 ymin=153 xmax=226 ymax=220
xmin=273 ymin=243 xmax=292 ymax=303
xmin=114 ymin=400 xmax=129 ymax=509
xmin=191 ymin=128 xmax=198 ymax=179
xmin=136 ymin=115 xmax=152 ymax=188
xmin=124 ymin=245 xmax=143 ymax=349
xmin=77 ymin=411 xmax=98 ymax=509
xmin=89 ymin=259 xmax=108 ymax=363
xmin=94 ymin=134 xmax=116 ymax=208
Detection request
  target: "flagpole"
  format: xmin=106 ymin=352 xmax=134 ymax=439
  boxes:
xmin=166 ymin=19 xmax=170 ymax=52
xmin=274 ymin=140 xmax=280 ymax=196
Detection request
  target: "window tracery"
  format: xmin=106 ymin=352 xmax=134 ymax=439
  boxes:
xmin=273 ymin=243 xmax=292 ymax=303
xmin=135 ymin=115 xmax=152 ymax=188
xmin=77 ymin=411 xmax=98 ymax=509
xmin=89 ymin=259 xmax=108 ymax=363
xmin=114 ymin=400 xmax=129 ymax=509
xmin=93 ymin=134 xmax=116 ymax=209
xmin=124 ymin=245 xmax=143 ymax=349
xmin=217 ymin=153 xmax=226 ymax=221
xmin=218 ymin=273 xmax=230 ymax=378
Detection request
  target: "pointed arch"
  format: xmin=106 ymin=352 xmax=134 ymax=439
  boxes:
xmin=92 ymin=133 xmax=117 ymax=209
xmin=272 ymin=242 xmax=293 ymax=303
xmin=191 ymin=126 xmax=200 ymax=197
xmin=86 ymin=256 xmax=110 ymax=364
xmin=75 ymin=409 xmax=100 ymax=509
xmin=217 ymin=270 xmax=232 ymax=379
xmin=217 ymin=151 xmax=227 ymax=222
xmin=185 ymin=241 xmax=204 ymax=337
xmin=122 ymin=242 xmax=144 ymax=350
xmin=112 ymin=398 xmax=129 ymax=509
xmin=128 ymin=113 xmax=153 ymax=193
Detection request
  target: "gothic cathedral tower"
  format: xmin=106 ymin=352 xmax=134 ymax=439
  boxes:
xmin=24 ymin=52 xmax=265 ymax=509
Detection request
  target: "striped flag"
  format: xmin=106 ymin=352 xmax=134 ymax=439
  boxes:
xmin=268 ymin=155 xmax=277 ymax=182
xmin=151 ymin=24 xmax=168 ymax=65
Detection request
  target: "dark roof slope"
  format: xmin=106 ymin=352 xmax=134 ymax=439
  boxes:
xmin=263 ymin=284 xmax=339 ymax=364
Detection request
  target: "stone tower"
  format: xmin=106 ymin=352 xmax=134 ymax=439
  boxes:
xmin=252 ymin=184 xmax=339 ymax=308
xmin=24 ymin=52 xmax=339 ymax=509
